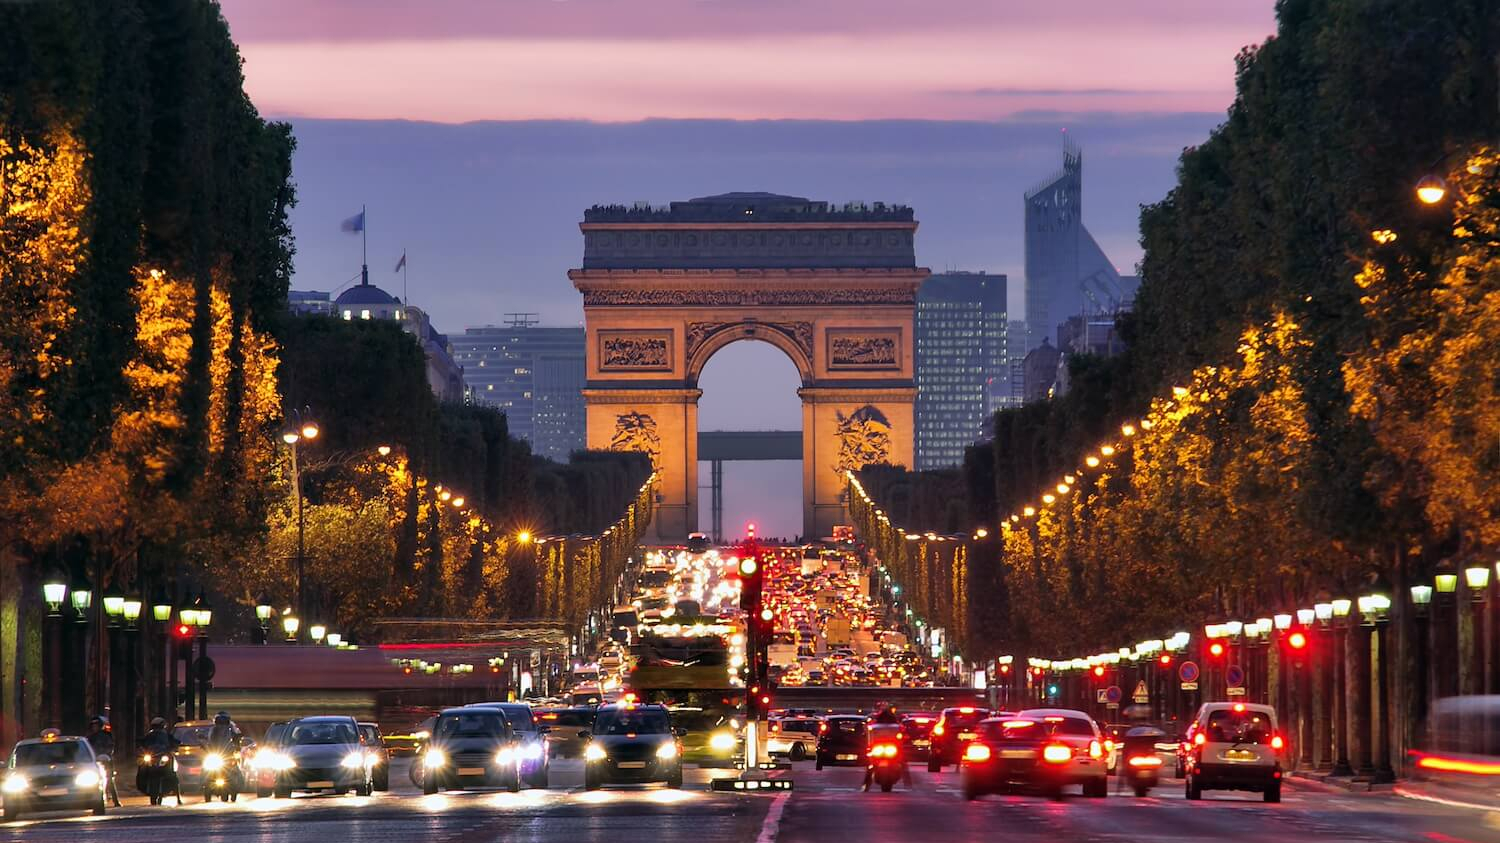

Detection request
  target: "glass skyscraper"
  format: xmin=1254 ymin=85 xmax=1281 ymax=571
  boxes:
xmin=449 ymin=321 xmax=586 ymax=462
xmin=914 ymin=271 xmax=1008 ymax=470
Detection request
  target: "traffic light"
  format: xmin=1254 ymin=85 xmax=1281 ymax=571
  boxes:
xmin=1287 ymin=631 xmax=1308 ymax=650
xmin=1092 ymin=665 xmax=1106 ymax=679
xmin=1208 ymin=641 xmax=1226 ymax=658
xmin=747 ymin=683 xmax=772 ymax=718
xmin=738 ymin=547 xmax=763 ymax=611
xmin=1158 ymin=654 xmax=1173 ymax=667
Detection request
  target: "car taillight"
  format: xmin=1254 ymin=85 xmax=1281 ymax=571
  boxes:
xmin=1127 ymin=755 xmax=1163 ymax=768
xmin=1193 ymin=733 xmax=1206 ymax=747
xmin=1271 ymin=735 xmax=1284 ymax=751
xmin=1089 ymin=740 xmax=1103 ymax=759
xmin=932 ymin=724 xmax=945 ymax=737
xmin=1042 ymin=744 xmax=1073 ymax=764
xmin=771 ymin=723 xmax=780 ymax=733
xmin=963 ymin=743 xmax=992 ymax=763
xmin=1104 ymin=739 xmax=1115 ymax=754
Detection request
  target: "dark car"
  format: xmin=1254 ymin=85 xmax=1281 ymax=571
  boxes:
xmin=466 ymin=702 xmax=550 ymax=787
xmin=357 ymin=722 xmax=391 ymax=792
xmin=584 ymin=703 xmax=684 ymax=790
xmin=537 ymin=707 xmax=597 ymax=758
xmin=267 ymin=716 xmax=372 ymax=798
xmin=422 ymin=708 xmax=521 ymax=794
xmin=815 ymin=715 xmax=867 ymax=769
xmin=927 ymin=706 xmax=992 ymax=772
xmin=960 ymin=712 xmax=1107 ymax=800
xmin=900 ymin=714 xmax=938 ymax=760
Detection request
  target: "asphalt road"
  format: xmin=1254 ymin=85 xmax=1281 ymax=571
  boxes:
xmin=3 ymin=757 xmax=1498 ymax=843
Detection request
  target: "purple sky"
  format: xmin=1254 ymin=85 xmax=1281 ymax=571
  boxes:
xmin=223 ymin=0 xmax=1272 ymax=122
xmin=217 ymin=1 xmax=1278 ymax=537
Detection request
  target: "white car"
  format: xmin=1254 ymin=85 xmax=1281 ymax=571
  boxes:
xmin=1184 ymin=702 xmax=1284 ymax=802
xmin=3 ymin=734 xmax=108 ymax=819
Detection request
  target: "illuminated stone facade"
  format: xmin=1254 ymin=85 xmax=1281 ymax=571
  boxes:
xmin=572 ymin=192 xmax=926 ymax=540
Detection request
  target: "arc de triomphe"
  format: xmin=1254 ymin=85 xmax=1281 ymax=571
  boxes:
xmin=570 ymin=192 xmax=928 ymax=542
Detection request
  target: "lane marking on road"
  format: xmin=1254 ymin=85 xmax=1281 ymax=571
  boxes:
xmin=756 ymin=791 xmax=790 ymax=843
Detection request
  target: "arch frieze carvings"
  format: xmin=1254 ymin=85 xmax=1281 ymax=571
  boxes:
xmin=686 ymin=320 xmax=814 ymax=363
xmin=599 ymin=330 xmax=671 ymax=371
xmin=608 ymin=411 xmax=661 ymax=470
xmin=581 ymin=287 xmax=916 ymax=308
xmin=827 ymin=328 xmax=901 ymax=370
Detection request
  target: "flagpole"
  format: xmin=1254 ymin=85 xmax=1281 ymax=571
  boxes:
xmin=361 ymin=203 xmax=368 ymax=286
xmin=403 ymin=248 xmax=409 ymax=305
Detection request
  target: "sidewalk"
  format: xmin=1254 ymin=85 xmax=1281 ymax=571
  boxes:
xmin=1286 ymin=769 xmax=1397 ymax=794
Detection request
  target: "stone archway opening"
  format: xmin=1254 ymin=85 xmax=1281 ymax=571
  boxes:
xmin=696 ymin=339 xmax=804 ymax=543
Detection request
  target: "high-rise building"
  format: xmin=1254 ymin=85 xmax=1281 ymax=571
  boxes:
xmin=449 ymin=317 xmax=586 ymax=461
xmin=1022 ymin=137 xmax=1137 ymax=354
xmin=914 ymin=271 xmax=1008 ymax=470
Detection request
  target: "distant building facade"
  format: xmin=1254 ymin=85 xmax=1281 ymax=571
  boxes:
xmin=1022 ymin=138 xmax=1138 ymax=356
xmin=449 ymin=319 xmax=586 ymax=462
xmin=288 ymin=281 xmax=465 ymax=403
xmin=1022 ymin=340 xmax=1063 ymax=404
xmin=914 ymin=271 xmax=1008 ymax=470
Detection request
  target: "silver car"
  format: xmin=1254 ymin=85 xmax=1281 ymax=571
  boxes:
xmin=2 ymin=735 xmax=108 ymax=819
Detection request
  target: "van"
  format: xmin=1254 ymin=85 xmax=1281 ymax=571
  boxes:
xmin=1184 ymin=702 xmax=1284 ymax=802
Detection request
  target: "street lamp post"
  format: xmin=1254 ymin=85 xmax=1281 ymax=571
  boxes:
xmin=1330 ymin=598 xmax=1355 ymax=777
xmin=1360 ymin=590 xmax=1395 ymax=783
xmin=282 ymin=407 xmax=320 ymax=624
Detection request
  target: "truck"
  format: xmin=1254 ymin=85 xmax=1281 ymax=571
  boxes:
xmin=825 ymin=617 xmax=852 ymax=648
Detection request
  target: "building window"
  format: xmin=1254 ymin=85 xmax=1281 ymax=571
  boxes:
xmin=342 ymin=310 xmax=352 ymax=320
xmin=360 ymin=309 xmax=371 ymax=320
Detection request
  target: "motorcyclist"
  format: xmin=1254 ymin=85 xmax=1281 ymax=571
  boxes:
xmin=862 ymin=703 xmax=911 ymax=791
xmin=207 ymin=711 xmax=240 ymax=755
xmin=85 ymin=716 xmax=121 ymax=807
xmin=139 ymin=717 xmax=181 ymax=805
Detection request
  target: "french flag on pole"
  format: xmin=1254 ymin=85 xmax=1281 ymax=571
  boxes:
xmin=340 ymin=210 xmax=365 ymax=233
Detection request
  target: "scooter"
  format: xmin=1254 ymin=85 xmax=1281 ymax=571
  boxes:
xmin=866 ymin=740 xmax=907 ymax=792
xmin=139 ymin=750 xmax=182 ymax=806
xmin=1118 ymin=728 xmax=1168 ymax=798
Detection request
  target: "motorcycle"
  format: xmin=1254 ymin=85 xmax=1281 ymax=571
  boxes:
xmin=865 ymin=724 xmax=909 ymax=793
xmin=201 ymin=750 xmax=244 ymax=802
xmin=139 ymin=750 xmax=182 ymax=806
xmin=95 ymin=754 xmax=121 ymax=808
xmin=1118 ymin=727 xmax=1167 ymax=797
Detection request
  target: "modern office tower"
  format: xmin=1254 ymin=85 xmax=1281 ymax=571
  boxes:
xmin=1022 ymin=137 xmax=1134 ymax=353
xmin=449 ymin=316 xmax=586 ymax=461
xmin=914 ymin=271 xmax=1008 ymax=470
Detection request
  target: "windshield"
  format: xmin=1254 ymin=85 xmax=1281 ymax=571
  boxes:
xmin=358 ymin=726 xmax=380 ymax=744
xmin=289 ymin=722 xmax=357 ymax=745
xmin=830 ymin=719 xmax=865 ymax=734
xmin=14 ymin=742 xmax=85 ymax=766
xmin=780 ymin=720 xmax=818 ymax=734
xmin=498 ymin=706 xmax=535 ymax=732
xmin=1205 ymin=710 xmax=1274 ymax=744
xmin=263 ymin=724 xmax=288 ymax=747
xmin=943 ymin=710 xmax=988 ymax=728
xmin=172 ymin=725 xmax=213 ymax=746
xmin=595 ymin=708 xmax=672 ymax=735
xmin=541 ymin=710 xmax=595 ymax=728
xmin=436 ymin=712 xmax=508 ymax=739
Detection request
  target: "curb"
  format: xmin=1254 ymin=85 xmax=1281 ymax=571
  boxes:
xmin=1286 ymin=771 xmax=1396 ymax=794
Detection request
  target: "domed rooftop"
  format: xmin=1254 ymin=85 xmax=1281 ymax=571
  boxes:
xmin=335 ymin=283 xmax=398 ymax=306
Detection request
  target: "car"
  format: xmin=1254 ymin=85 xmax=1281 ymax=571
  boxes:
xmin=900 ymin=714 xmax=937 ymax=760
xmin=961 ymin=711 xmax=1108 ymax=800
xmin=686 ymin=533 xmax=711 ymax=554
xmin=814 ymin=715 xmax=867 ymax=769
xmin=249 ymin=721 xmax=290 ymax=798
xmin=422 ymin=707 xmax=522 ymax=794
xmin=583 ymin=702 xmax=684 ymax=789
xmin=537 ymin=707 xmax=597 ymax=758
xmin=1184 ymin=702 xmax=1284 ymax=803
xmin=357 ymin=722 xmax=392 ymax=791
xmin=167 ymin=719 xmax=238 ymax=793
xmin=767 ymin=716 xmax=820 ymax=761
xmin=927 ymin=706 xmax=993 ymax=772
xmin=2 ymin=734 xmax=108 ymax=819
xmin=465 ymin=702 xmax=550 ymax=787
xmin=260 ymin=716 xmax=373 ymax=798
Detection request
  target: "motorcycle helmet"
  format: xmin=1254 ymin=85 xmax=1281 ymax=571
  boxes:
xmin=150 ymin=716 xmax=167 ymax=728
xmin=213 ymin=711 xmax=231 ymax=725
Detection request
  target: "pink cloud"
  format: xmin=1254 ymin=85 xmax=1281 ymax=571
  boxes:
xmin=224 ymin=1 xmax=1277 ymax=122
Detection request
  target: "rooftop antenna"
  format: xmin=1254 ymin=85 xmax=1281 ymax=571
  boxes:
xmin=504 ymin=313 xmax=540 ymax=328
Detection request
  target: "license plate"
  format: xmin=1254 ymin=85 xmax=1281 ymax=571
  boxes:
xmin=836 ymin=754 xmax=857 ymax=761
xmin=617 ymin=761 xmax=647 ymax=769
xmin=1223 ymin=750 xmax=1257 ymax=762
xmin=38 ymin=786 xmax=69 ymax=797
xmin=186 ymin=767 xmax=201 ymax=775
xmin=458 ymin=767 xmax=486 ymax=776
xmin=1000 ymin=750 xmax=1036 ymax=759
xmin=958 ymin=733 xmax=977 ymax=740
xmin=913 ymin=740 xmax=930 ymax=747
xmin=308 ymin=780 xmax=335 ymax=789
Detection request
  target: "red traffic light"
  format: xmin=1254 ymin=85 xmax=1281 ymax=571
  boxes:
xmin=1209 ymin=642 xmax=1225 ymax=657
xmin=1288 ymin=631 xmax=1308 ymax=650
xmin=759 ymin=607 xmax=773 ymax=622
xmin=1092 ymin=666 xmax=1105 ymax=678
xmin=1159 ymin=654 xmax=1173 ymax=666
xmin=746 ymin=522 xmax=756 ymax=536
xmin=738 ymin=557 xmax=758 ymax=577
xmin=999 ymin=664 xmax=1011 ymax=675
xmin=175 ymin=624 xmax=192 ymax=638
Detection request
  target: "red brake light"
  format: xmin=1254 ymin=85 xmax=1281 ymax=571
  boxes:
xmin=1193 ymin=733 xmax=1206 ymax=746
xmin=932 ymin=723 xmax=945 ymax=736
xmin=1128 ymin=755 xmax=1163 ymax=768
xmin=1233 ymin=703 xmax=1245 ymax=712
xmin=1271 ymin=735 xmax=1285 ymax=751
xmin=1042 ymin=744 xmax=1073 ymax=764
xmin=959 ymin=707 xmax=975 ymax=714
xmin=1089 ymin=740 xmax=1103 ymax=759
xmin=819 ymin=723 xmax=828 ymax=733
xmin=1104 ymin=739 xmax=1115 ymax=754
xmin=963 ymin=743 xmax=992 ymax=763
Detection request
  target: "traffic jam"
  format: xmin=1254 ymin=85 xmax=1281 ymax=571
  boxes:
xmin=3 ymin=533 xmax=1293 ymax=825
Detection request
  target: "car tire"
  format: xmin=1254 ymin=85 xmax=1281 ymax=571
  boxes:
xmin=1133 ymin=784 xmax=1149 ymax=798
xmin=423 ymin=777 xmax=438 ymax=796
xmin=667 ymin=768 xmax=683 ymax=789
xmin=508 ymin=771 xmax=521 ymax=793
xmin=584 ymin=770 xmax=600 ymax=791
xmin=962 ymin=782 xmax=981 ymax=801
xmin=879 ymin=779 xmax=894 ymax=793
xmin=815 ymin=757 xmax=824 ymax=771
xmin=1185 ymin=775 xmax=1201 ymax=801
xmin=1264 ymin=782 xmax=1281 ymax=803
xmin=927 ymin=759 xmax=940 ymax=773
xmin=791 ymin=743 xmax=807 ymax=762
xmin=274 ymin=785 xmax=292 ymax=799
xmin=1084 ymin=777 xmax=1108 ymax=798
xmin=3 ymin=799 xmax=22 ymax=820
xmin=357 ymin=780 xmax=373 ymax=797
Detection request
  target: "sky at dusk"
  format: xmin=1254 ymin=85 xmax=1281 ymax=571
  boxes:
xmin=216 ymin=0 xmax=1279 ymax=537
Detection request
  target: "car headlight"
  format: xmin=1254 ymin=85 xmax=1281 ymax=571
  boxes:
xmin=261 ymin=751 xmax=294 ymax=771
xmin=656 ymin=742 xmax=678 ymax=760
xmin=75 ymin=769 xmax=101 ymax=788
xmin=423 ymin=749 xmax=448 ymax=769
xmin=709 ymin=731 xmax=736 ymax=753
xmin=203 ymin=753 xmax=225 ymax=772
xmin=342 ymin=752 xmax=366 ymax=769
xmin=584 ymin=744 xmax=607 ymax=762
xmin=496 ymin=748 xmax=515 ymax=767
xmin=520 ymin=742 xmax=543 ymax=761
xmin=2 ymin=775 xmax=28 ymax=794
